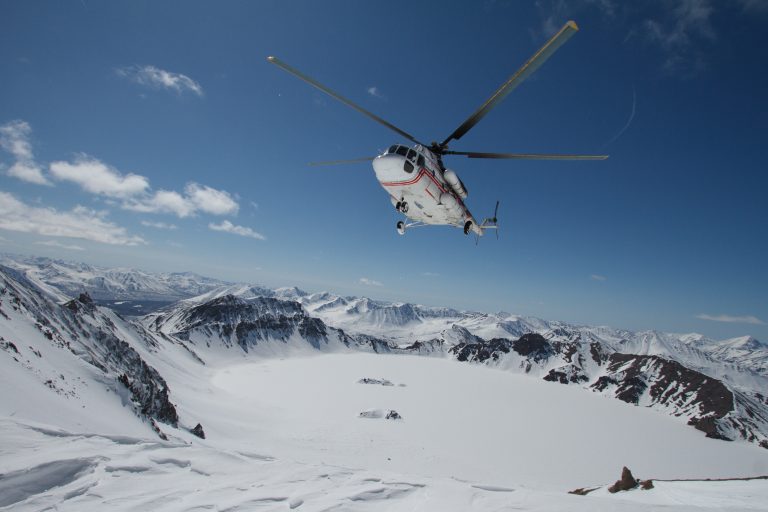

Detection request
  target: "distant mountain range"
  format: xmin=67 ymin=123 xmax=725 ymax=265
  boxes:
xmin=1 ymin=252 xmax=766 ymax=447
xmin=0 ymin=253 xmax=231 ymax=302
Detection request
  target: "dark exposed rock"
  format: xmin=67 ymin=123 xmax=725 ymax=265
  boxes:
xmin=358 ymin=378 xmax=394 ymax=386
xmin=65 ymin=293 xmax=96 ymax=315
xmin=118 ymin=369 xmax=178 ymax=427
xmin=608 ymin=467 xmax=639 ymax=493
xmin=590 ymin=342 xmax=606 ymax=364
xmin=190 ymin=423 xmax=206 ymax=439
xmin=511 ymin=333 xmax=554 ymax=362
xmin=1 ymin=340 xmax=19 ymax=353
xmin=385 ymin=410 xmax=402 ymax=420
xmin=543 ymin=366 xmax=589 ymax=384
xmin=449 ymin=338 xmax=513 ymax=363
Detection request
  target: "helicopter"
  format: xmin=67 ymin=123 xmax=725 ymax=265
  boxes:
xmin=267 ymin=20 xmax=607 ymax=237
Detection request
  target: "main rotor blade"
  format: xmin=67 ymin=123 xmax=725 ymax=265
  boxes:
xmin=267 ymin=56 xmax=423 ymax=145
xmin=308 ymin=156 xmax=376 ymax=166
xmin=444 ymin=151 xmax=608 ymax=160
xmin=441 ymin=21 xmax=580 ymax=147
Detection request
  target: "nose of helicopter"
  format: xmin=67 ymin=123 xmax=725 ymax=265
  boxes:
xmin=372 ymin=154 xmax=407 ymax=182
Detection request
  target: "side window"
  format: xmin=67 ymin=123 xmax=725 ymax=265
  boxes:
xmin=406 ymin=149 xmax=416 ymax=161
xmin=417 ymin=155 xmax=425 ymax=168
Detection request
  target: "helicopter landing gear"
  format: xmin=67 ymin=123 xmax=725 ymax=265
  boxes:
xmin=396 ymin=221 xmax=406 ymax=236
xmin=463 ymin=220 xmax=473 ymax=235
xmin=395 ymin=201 xmax=409 ymax=213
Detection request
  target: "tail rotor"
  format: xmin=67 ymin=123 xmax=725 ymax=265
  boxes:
xmin=481 ymin=201 xmax=500 ymax=240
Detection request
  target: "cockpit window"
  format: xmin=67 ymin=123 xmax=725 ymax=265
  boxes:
xmin=388 ymin=145 xmax=398 ymax=154
xmin=406 ymin=149 xmax=416 ymax=161
xmin=396 ymin=146 xmax=408 ymax=156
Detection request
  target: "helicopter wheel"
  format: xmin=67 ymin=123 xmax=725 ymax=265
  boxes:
xmin=396 ymin=221 xmax=406 ymax=236
xmin=400 ymin=201 xmax=409 ymax=213
xmin=463 ymin=220 xmax=473 ymax=235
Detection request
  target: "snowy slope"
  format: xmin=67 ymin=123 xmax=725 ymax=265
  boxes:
xmin=0 ymin=266 xmax=179 ymax=437
xmin=3 ymin=353 xmax=768 ymax=511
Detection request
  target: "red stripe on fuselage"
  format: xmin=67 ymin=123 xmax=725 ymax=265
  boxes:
xmin=381 ymin=168 xmax=447 ymax=194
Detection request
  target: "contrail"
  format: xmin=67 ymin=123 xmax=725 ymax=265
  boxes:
xmin=605 ymin=85 xmax=636 ymax=147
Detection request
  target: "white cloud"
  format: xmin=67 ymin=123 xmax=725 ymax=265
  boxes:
xmin=0 ymin=120 xmax=51 ymax=185
xmin=7 ymin=162 xmax=50 ymax=186
xmin=590 ymin=274 xmax=607 ymax=281
xmin=209 ymin=220 xmax=265 ymax=240
xmin=124 ymin=183 xmax=238 ymax=218
xmin=359 ymin=277 xmax=383 ymax=287
xmin=696 ymin=314 xmax=764 ymax=325
xmin=3 ymin=121 xmax=240 ymax=221
xmin=141 ymin=220 xmax=178 ymax=230
xmin=50 ymin=155 xmax=150 ymax=198
xmin=0 ymin=120 xmax=34 ymax=161
xmin=117 ymin=65 xmax=204 ymax=96
xmin=0 ymin=190 xmax=145 ymax=246
xmin=422 ymin=272 xmax=440 ymax=277
xmin=185 ymin=183 xmax=239 ymax=215
xmin=35 ymin=240 xmax=85 ymax=251
xmin=367 ymin=86 xmax=383 ymax=98
xmin=124 ymin=189 xmax=196 ymax=218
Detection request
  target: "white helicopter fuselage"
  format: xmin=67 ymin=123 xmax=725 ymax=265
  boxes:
xmin=372 ymin=143 xmax=484 ymax=235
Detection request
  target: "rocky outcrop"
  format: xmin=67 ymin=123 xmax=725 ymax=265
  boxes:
xmin=608 ymin=467 xmax=639 ymax=493
xmin=190 ymin=423 xmax=206 ymax=439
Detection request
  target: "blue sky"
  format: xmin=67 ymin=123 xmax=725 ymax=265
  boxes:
xmin=1 ymin=0 xmax=766 ymax=340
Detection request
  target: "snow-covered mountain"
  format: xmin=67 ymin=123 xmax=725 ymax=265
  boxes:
xmin=171 ymin=281 xmax=768 ymax=381
xmin=0 ymin=253 xmax=231 ymax=302
xmin=5 ymin=252 xmax=766 ymax=446
xmin=2 ymin=260 xmax=768 ymax=510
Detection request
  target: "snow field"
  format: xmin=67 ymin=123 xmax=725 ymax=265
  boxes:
xmin=203 ymin=353 xmax=768 ymax=489
xmin=3 ymin=348 xmax=768 ymax=510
